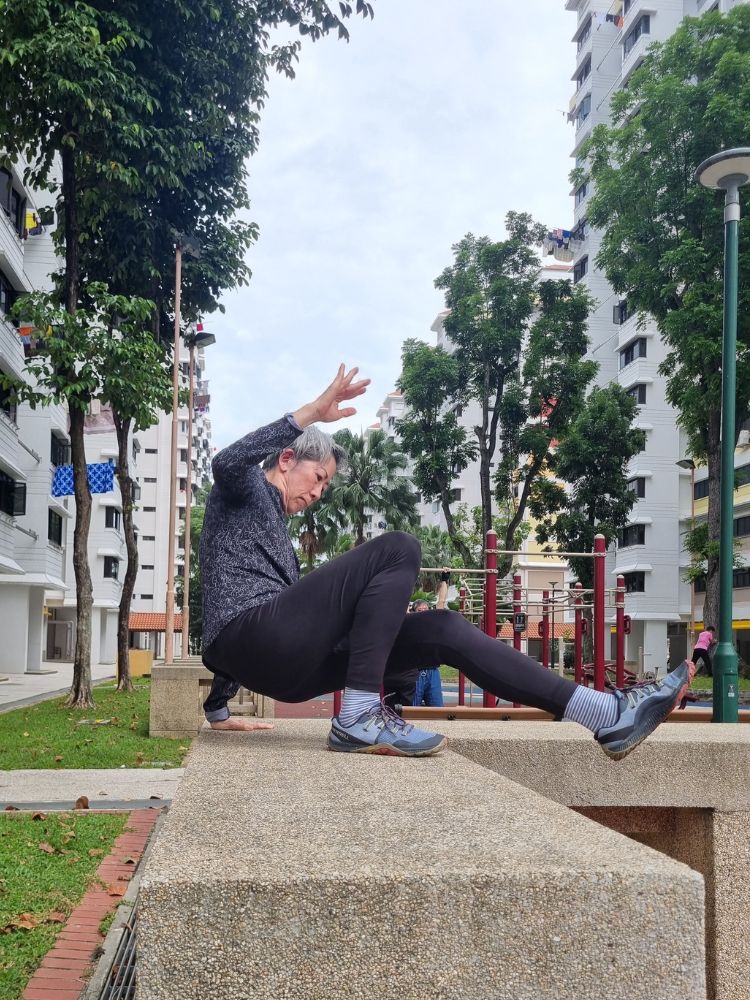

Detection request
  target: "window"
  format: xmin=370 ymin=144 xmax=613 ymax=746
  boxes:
xmin=619 ymin=524 xmax=646 ymax=548
xmin=143 ymin=535 xmax=155 ymax=541
xmin=105 ymin=507 xmax=121 ymax=531
xmin=576 ymin=58 xmax=591 ymax=90
xmin=0 ymin=471 xmax=25 ymax=517
xmin=50 ymin=434 xmax=70 ymax=467
xmin=145 ymin=448 xmax=157 ymax=454
xmin=179 ymin=478 xmax=186 ymax=492
xmin=574 ymin=182 xmax=589 ymax=207
xmin=0 ymin=381 xmax=17 ymax=424
xmin=143 ymin=506 xmax=156 ymax=512
xmin=734 ymin=568 xmax=750 ymax=589
xmin=141 ymin=564 xmax=154 ymax=570
xmin=577 ymin=17 xmax=592 ymax=52
xmin=144 ymin=477 xmax=157 ymax=483
xmin=179 ymin=449 xmax=188 ymax=463
xmin=576 ymin=95 xmax=591 ymax=129
xmin=0 ymin=268 xmax=17 ymax=319
xmin=627 ymin=477 xmax=646 ymax=498
xmin=619 ymin=337 xmax=647 ymax=369
xmin=627 ymin=384 xmax=647 ymax=405
xmin=623 ymin=571 xmax=645 ymax=593
xmin=140 ymin=594 xmax=154 ymax=600
xmin=450 ymin=488 xmax=463 ymax=503
xmin=624 ymin=14 xmax=650 ymax=57
xmin=48 ymin=509 xmax=64 ymax=546
xmin=694 ymin=479 xmax=709 ymax=500
xmin=103 ymin=556 xmax=119 ymax=580
xmin=613 ymin=299 xmax=633 ymax=325
xmin=573 ymin=256 xmax=588 ymax=283
xmin=735 ymin=516 xmax=750 ymax=538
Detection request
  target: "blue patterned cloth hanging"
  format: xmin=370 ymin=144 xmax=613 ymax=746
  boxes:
xmin=52 ymin=462 xmax=115 ymax=497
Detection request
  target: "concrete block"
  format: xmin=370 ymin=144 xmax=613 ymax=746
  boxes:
xmin=138 ymin=720 xmax=705 ymax=1000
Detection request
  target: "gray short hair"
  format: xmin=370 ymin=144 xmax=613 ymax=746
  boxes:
xmin=262 ymin=425 xmax=347 ymax=472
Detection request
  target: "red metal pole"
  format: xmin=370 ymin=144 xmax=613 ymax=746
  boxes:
xmin=458 ymin=586 xmax=466 ymax=706
xmin=594 ymin=533 xmax=606 ymax=692
xmin=513 ymin=573 xmax=522 ymax=652
xmin=483 ymin=530 xmax=497 ymax=707
xmin=333 ymin=689 xmax=342 ymax=717
xmin=616 ymin=573 xmax=625 ymax=689
xmin=574 ymin=582 xmax=583 ymax=686
xmin=541 ymin=589 xmax=550 ymax=669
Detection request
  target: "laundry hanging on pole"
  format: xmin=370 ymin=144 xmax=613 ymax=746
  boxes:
xmin=51 ymin=462 xmax=115 ymax=497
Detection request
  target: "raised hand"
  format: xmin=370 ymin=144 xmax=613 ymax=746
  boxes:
xmin=293 ymin=364 xmax=371 ymax=428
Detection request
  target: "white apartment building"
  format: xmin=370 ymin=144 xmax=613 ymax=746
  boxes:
xmin=564 ymin=0 xmax=747 ymax=675
xmin=0 ymin=155 xmax=71 ymax=675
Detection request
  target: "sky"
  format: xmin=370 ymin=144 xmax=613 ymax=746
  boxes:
xmin=207 ymin=0 xmax=578 ymax=450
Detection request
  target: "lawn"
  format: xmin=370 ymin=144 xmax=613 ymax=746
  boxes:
xmin=0 ymin=678 xmax=191 ymax=770
xmin=0 ymin=811 xmax=127 ymax=999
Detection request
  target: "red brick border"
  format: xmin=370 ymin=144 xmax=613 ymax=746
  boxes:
xmin=22 ymin=808 xmax=161 ymax=1000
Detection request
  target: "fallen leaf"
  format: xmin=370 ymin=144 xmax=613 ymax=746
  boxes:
xmin=135 ymin=751 xmax=145 ymax=764
xmin=66 ymin=856 xmax=80 ymax=865
xmin=38 ymin=842 xmax=55 ymax=855
xmin=75 ymin=796 xmax=89 ymax=810
xmin=122 ymin=857 xmax=137 ymax=865
xmin=117 ymin=875 xmax=130 ymax=882
xmin=31 ymin=812 xmax=46 ymax=821
xmin=107 ymin=884 xmax=127 ymax=897
xmin=88 ymin=848 xmax=103 ymax=857
xmin=4 ymin=806 xmax=18 ymax=812
xmin=22 ymin=732 xmax=29 ymax=738
xmin=149 ymin=795 xmax=161 ymax=800
xmin=46 ymin=911 xmax=66 ymax=924
xmin=0 ymin=912 xmax=40 ymax=933
xmin=54 ymin=755 xmax=63 ymax=763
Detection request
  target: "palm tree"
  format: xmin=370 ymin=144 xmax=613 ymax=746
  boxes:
xmin=330 ymin=429 xmax=418 ymax=545
xmin=415 ymin=524 xmax=455 ymax=591
xmin=288 ymin=496 xmax=343 ymax=573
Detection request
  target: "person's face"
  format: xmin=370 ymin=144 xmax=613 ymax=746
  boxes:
xmin=279 ymin=453 xmax=337 ymax=514
xmin=414 ymin=602 xmax=430 ymax=613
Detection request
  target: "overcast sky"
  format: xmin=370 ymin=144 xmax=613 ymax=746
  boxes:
xmin=207 ymin=0 xmax=578 ymax=449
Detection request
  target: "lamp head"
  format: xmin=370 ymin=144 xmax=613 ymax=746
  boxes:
xmin=695 ymin=148 xmax=750 ymax=190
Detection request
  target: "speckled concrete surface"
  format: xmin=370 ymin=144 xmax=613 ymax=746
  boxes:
xmin=137 ymin=721 xmax=705 ymax=1000
xmin=441 ymin=720 xmax=750 ymax=810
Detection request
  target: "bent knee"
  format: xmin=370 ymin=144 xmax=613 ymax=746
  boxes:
xmin=381 ymin=530 xmax=421 ymax=567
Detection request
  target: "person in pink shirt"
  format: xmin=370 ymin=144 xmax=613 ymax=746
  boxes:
xmin=692 ymin=626 xmax=716 ymax=676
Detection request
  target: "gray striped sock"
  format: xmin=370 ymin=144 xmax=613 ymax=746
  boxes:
xmin=338 ymin=688 xmax=381 ymax=727
xmin=563 ymin=686 xmax=618 ymax=734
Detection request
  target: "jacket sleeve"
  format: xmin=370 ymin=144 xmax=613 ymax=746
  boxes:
xmin=211 ymin=416 xmax=302 ymax=498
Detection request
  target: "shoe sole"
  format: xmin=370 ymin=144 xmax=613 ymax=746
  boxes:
xmin=601 ymin=682 xmax=684 ymax=761
xmin=327 ymin=735 xmax=447 ymax=757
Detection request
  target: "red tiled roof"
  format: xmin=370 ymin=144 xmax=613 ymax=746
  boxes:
xmin=128 ymin=612 xmax=183 ymax=632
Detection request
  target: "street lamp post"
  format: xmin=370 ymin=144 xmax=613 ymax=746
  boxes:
xmin=676 ymin=458 xmax=696 ymax=649
xmin=695 ymin=147 xmax=750 ymax=723
xmin=181 ymin=327 xmax=215 ymax=658
xmin=549 ymin=581 xmax=557 ymax=675
xmin=164 ymin=234 xmax=201 ymax=665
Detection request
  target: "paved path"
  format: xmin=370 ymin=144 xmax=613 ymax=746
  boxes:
xmin=0 ymin=660 xmax=116 ymax=712
xmin=0 ymin=768 xmax=185 ymax=809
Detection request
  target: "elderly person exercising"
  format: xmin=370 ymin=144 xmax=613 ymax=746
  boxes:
xmin=200 ymin=365 xmax=693 ymax=759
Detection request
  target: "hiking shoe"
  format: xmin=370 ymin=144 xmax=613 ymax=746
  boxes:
xmin=328 ymin=703 xmax=446 ymax=757
xmin=595 ymin=661 xmax=690 ymax=761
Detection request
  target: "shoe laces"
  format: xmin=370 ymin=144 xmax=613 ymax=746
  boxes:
xmin=365 ymin=702 xmax=414 ymax=736
xmin=620 ymin=677 xmax=664 ymax=711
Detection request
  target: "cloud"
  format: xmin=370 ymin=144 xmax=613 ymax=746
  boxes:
xmin=207 ymin=0 xmax=577 ymax=449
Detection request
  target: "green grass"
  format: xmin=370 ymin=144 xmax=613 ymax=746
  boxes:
xmin=0 ymin=678 xmax=191 ymax=770
xmin=689 ymin=674 xmax=750 ymax=692
xmin=0 ymin=811 xmax=127 ymax=999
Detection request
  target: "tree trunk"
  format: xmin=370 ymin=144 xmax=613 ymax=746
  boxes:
xmin=66 ymin=406 xmax=94 ymax=708
xmin=702 ymin=410 xmax=722 ymax=632
xmin=440 ymin=493 xmax=475 ymax=567
xmin=61 ymin=141 xmax=95 ymax=709
xmin=500 ymin=453 xmax=546 ymax=578
xmin=114 ymin=413 xmax=136 ymax=692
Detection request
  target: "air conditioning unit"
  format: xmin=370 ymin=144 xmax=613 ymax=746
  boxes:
xmin=739 ymin=429 xmax=750 ymax=447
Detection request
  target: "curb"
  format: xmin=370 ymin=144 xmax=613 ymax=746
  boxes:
xmin=21 ymin=807 xmax=161 ymax=1000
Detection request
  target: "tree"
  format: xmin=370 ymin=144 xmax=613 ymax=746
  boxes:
xmin=495 ymin=278 xmax=597 ymax=577
xmin=434 ymin=215 xmax=548 ymax=543
xmin=529 ymin=385 xmax=646 ymax=591
xmin=177 ymin=484 xmax=210 ymax=654
xmin=396 ymin=339 xmax=476 ymax=566
xmin=580 ymin=4 xmax=750 ymax=632
xmin=289 ymin=495 xmax=345 ymax=572
xmin=414 ymin=524 xmax=457 ymax=591
xmin=329 ymin=429 xmax=418 ymax=545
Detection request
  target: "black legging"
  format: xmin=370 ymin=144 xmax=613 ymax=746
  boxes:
xmin=203 ymin=532 xmax=577 ymax=717
xmin=691 ymin=647 xmax=712 ymax=675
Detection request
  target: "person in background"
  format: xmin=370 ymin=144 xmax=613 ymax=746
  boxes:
xmin=691 ymin=625 xmax=716 ymax=677
xmin=412 ymin=570 xmax=451 ymax=707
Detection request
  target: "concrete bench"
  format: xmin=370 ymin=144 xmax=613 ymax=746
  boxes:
xmin=149 ymin=661 xmax=273 ymax=739
xmin=138 ymin=721 xmax=706 ymax=999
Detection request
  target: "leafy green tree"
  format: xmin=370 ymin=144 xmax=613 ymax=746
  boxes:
xmin=289 ymin=496 xmax=344 ymax=573
xmin=435 ymin=215 xmax=548 ymax=543
xmin=330 ymin=429 xmax=418 ymax=545
xmin=529 ymin=386 xmax=646 ymax=591
xmin=580 ymin=4 xmax=750 ymax=633
xmin=495 ymin=279 xmax=597 ymax=577
xmin=177 ymin=484 xmax=210 ymax=655
xmin=414 ymin=524 xmax=457 ymax=590
xmin=396 ymin=339 xmax=476 ymax=565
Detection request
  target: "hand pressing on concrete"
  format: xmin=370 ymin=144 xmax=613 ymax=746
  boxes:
xmin=210 ymin=719 xmax=274 ymax=732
